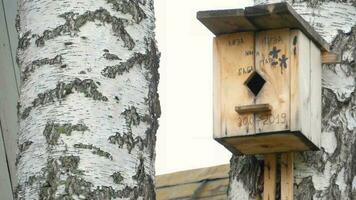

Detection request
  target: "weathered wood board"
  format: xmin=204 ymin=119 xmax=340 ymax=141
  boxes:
xmin=213 ymin=32 xmax=255 ymax=138
xmin=321 ymin=51 xmax=341 ymax=64
xmin=197 ymin=2 xmax=330 ymax=51
xmin=219 ymin=133 xmax=313 ymax=155
xmin=281 ymin=152 xmax=294 ymax=200
xmin=290 ymin=30 xmax=311 ymax=138
xmin=263 ymin=154 xmax=277 ymax=200
xmin=310 ymin=41 xmax=322 ymax=148
xmin=197 ymin=9 xmax=256 ymax=35
xmin=255 ymin=29 xmax=290 ymax=134
xmin=156 ymin=164 xmax=229 ymax=200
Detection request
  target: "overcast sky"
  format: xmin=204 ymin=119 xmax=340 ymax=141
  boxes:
xmin=154 ymin=0 xmax=253 ymax=175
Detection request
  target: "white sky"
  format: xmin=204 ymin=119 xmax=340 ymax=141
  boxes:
xmin=154 ymin=0 xmax=253 ymax=175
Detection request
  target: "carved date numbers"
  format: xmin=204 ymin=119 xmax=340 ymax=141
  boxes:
xmin=257 ymin=113 xmax=287 ymax=126
xmin=237 ymin=113 xmax=287 ymax=127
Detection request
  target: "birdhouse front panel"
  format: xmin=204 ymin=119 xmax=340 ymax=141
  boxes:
xmin=213 ymin=32 xmax=255 ymax=137
xmin=254 ymin=29 xmax=290 ymax=134
xmin=213 ymin=29 xmax=321 ymax=155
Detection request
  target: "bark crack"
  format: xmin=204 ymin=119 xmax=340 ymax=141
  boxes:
xmin=31 ymin=155 xmax=155 ymax=200
xmin=102 ymin=52 xmax=148 ymax=78
xmin=43 ymin=122 xmax=89 ymax=145
xmin=17 ymin=31 xmax=31 ymax=50
xmin=18 ymin=8 xmax=135 ymax=51
xmin=228 ymin=155 xmax=263 ymax=198
xmin=74 ymin=143 xmax=113 ymax=160
xmin=143 ymin=39 xmax=161 ymax=159
xmin=102 ymin=39 xmax=159 ymax=79
xmin=103 ymin=49 xmax=122 ymax=60
xmin=22 ymin=55 xmax=63 ymax=82
xmin=106 ymin=0 xmax=147 ymax=23
xmin=108 ymin=131 xmax=145 ymax=154
xmin=122 ymin=106 xmax=141 ymax=127
xmin=111 ymin=172 xmax=124 ymax=184
xmin=295 ymin=176 xmax=316 ymax=200
xmin=16 ymin=141 xmax=34 ymax=166
xmin=21 ymin=78 xmax=108 ymax=119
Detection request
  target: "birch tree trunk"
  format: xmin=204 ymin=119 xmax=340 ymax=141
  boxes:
xmin=16 ymin=0 xmax=160 ymax=199
xmin=228 ymin=1 xmax=356 ymax=199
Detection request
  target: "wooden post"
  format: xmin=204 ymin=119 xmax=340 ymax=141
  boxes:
xmin=281 ymin=152 xmax=294 ymax=200
xmin=263 ymin=154 xmax=277 ymax=200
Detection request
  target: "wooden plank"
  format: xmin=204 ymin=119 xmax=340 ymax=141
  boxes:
xmin=156 ymin=164 xmax=229 ymax=188
xmin=197 ymin=2 xmax=330 ymax=51
xmin=290 ymin=30 xmax=311 ymax=141
xmin=156 ymin=165 xmax=230 ymax=199
xmin=255 ymin=29 xmax=290 ymax=134
xmin=321 ymin=51 xmax=341 ymax=64
xmin=245 ymin=3 xmax=329 ymax=51
xmin=263 ymin=154 xmax=277 ymax=200
xmin=197 ymin=9 xmax=256 ymax=35
xmin=213 ymin=38 xmax=222 ymax=139
xmin=235 ymin=104 xmax=272 ymax=114
xmin=156 ymin=179 xmax=228 ymax=200
xmin=223 ymin=132 xmax=314 ymax=155
xmin=290 ymin=31 xmax=321 ymax=150
xmin=281 ymin=152 xmax=294 ymax=200
xmin=289 ymin=30 xmax=300 ymax=132
xmin=213 ymin=32 xmax=255 ymax=137
xmin=310 ymin=41 xmax=322 ymax=148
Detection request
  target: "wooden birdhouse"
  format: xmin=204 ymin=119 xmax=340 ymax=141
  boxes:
xmin=197 ymin=3 xmax=338 ymax=155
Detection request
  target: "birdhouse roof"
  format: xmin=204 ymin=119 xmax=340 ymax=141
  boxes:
xmin=197 ymin=2 xmax=330 ymax=51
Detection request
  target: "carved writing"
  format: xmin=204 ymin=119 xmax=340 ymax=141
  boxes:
xmin=237 ymin=112 xmax=287 ymax=127
xmin=257 ymin=112 xmax=287 ymax=126
xmin=245 ymin=50 xmax=254 ymax=56
xmin=228 ymin=37 xmax=244 ymax=46
xmin=237 ymin=66 xmax=253 ymax=76
xmin=263 ymin=35 xmax=282 ymax=45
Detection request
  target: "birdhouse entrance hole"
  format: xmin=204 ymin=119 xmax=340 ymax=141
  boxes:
xmin=245 ymin=71 xmax=266 ymax=96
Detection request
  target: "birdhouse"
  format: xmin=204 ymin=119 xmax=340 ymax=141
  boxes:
xmin=197 ymin=3 xmax=338 ymax=155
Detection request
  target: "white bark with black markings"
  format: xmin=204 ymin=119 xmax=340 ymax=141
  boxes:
xmin=228 ymin=1 xmax=356 ymax=200
xmin=16 ymin=0 xmax=160 ymax=199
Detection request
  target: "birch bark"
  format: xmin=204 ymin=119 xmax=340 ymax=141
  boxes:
xmin=228 ymin=1 xmax=356 ymax=199
xmin=16 ymin=0 xmax=160 ymax=199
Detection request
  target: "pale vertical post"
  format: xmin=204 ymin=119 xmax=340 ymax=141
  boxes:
xmin=263 ymin=154 xmax=277 ymax=200
xmin=281 ymin=152 xmax=294 ymax=200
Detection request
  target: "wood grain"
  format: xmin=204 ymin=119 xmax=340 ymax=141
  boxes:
xmin=290 ymin=30 xmax=311 ymax=141
xmin=263 ymin=154 xmax=277 ymax=200
xmin=197 ymin=2 xmax=330 ymax=51
xmin=321 ymin=51 xmax=341 ymax=64
xmin=213 ymin=32 xmax=255 ymax=137
xmin=310 ymin=41 xmax=322 ymax=148
xmin=213 ymin=29 xmax=321 ymax=154
xmin=255 ymin=29 xmax=290 ymax=134
xmin=223 ymin=132 xmax=312 ymax=155
xmin=281 ymin=152 xmax=294 ymax=200
xmin=235 ymin=104 xmax=272 ymax=114
xmin=289 ymin=30 xmax=300 ymax=132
